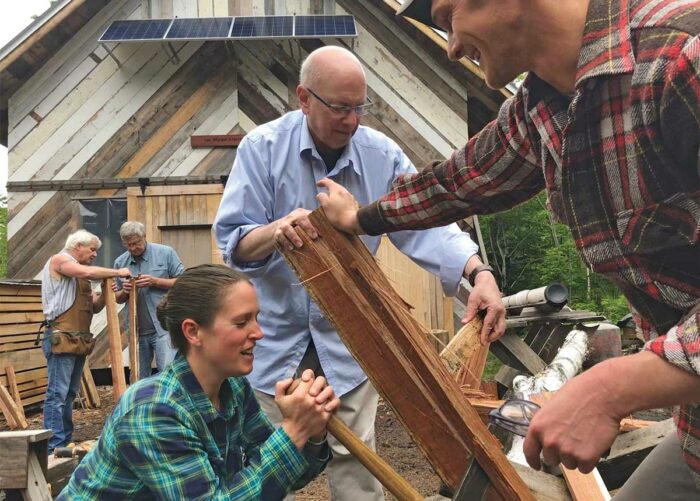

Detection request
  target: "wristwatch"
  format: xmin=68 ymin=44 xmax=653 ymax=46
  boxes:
xmin=468 ymin=264 xmax=495 ymax=287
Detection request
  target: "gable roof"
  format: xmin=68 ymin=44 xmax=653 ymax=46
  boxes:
xmin=0 ymin=0 xmax=111 ymax=145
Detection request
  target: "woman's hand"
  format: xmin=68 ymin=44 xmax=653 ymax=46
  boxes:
xmin=275 ymin=369 xmax=340 ymax=450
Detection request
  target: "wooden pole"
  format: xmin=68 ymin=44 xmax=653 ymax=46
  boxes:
xmin=103 ymin=279 xmax=126 ymax=402
xmin=327 ymin=416 xmax=422 ymax=501
xmin=128 ymin=278 xmax=139 ymax=384
xmin=286 ymin=379 xmax=421 ymax=500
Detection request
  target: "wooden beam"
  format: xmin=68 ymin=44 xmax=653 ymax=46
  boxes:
xmin=491 ymin=331 xmax=547 ymax=375
xmin=0 ymin=0 xmax=90 ymax=74
xmin=190 ymin=134 xmax=244 ymax=148
xmin=103 ymin=279 xmax=126 ymax=402
xmin=279 ymin=209 xmax=533 ymax=499
xmin=4 ymin=366 xmax=25 ymax=420
xmin=81 ymin=365 xmax=100 ymax=409
xmin=530 ymin=394 xmax=609 ymax=501
xmin=128 ymin=278 xmax=139 ymax=385
xmin=597 ymin=419 xmax=675 ymax=490
xmin=0 ymin=383 xmax=27 ymax=429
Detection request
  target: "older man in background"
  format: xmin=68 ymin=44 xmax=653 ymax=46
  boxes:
xmin=41 ymin=230 xmax=131 ymax=453
xmin=113 ymin=221 xmax=184 ymax=378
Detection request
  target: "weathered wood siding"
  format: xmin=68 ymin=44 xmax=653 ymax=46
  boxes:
xmin=6 ymin=0 xmax=474 ymax=315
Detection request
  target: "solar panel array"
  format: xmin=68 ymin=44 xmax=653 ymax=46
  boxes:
xmin=99 ymin=15 xmax=356 ymax=43
xmin=101 ymin=19 xmax=172 ymax=42
xmin=230 ymin=16 xmax=294 ymax=38
xmin=295 ymin=15 xmax=355 ymax=38
xmin=166 ymin=17 xmax=233 ymax=40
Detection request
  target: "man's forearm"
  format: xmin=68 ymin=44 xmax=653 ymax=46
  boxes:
xmin=593 ymin=351 xmax=700 ymax=419
xmin=233 ymin=224 xmax=277 ymax=262
xmin=154 ymin=277 xmax=177 ymax=290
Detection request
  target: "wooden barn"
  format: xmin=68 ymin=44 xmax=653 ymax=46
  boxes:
xmin=0 ymin=0 xmax=508 ymax=377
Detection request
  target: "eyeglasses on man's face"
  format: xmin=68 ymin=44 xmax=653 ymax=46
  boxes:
xmin=305 ymin=87 xmax=373 ymax=116
xmin=488 ymin=399 xmax=541 ymax=437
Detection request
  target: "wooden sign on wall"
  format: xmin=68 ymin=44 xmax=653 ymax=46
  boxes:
xmin=190 ymin=134 xmax=244 ymax=148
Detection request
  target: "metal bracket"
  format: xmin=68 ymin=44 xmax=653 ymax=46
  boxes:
xmin=162 ymin=42 xmax=180 ymax=66
xmin=138 ymin=177 xmax=150 ymax=195
xmin=101 ymin=43 xmax=121 ymax=67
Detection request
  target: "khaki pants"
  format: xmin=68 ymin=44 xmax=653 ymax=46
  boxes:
xmin=255 ymin=379 xmax=384 ymax=501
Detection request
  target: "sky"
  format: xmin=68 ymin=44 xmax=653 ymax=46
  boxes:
xmin=0 ymin=0 xmax=52 ymax=198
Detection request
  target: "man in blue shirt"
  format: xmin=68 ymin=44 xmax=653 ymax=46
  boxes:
xmin=213 ymin=45 xmax=505 ymax=500
xmin=114 ymin=221 xmax=185 ymax=378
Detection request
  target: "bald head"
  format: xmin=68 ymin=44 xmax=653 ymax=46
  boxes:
xmin=299 ymin=46 xmax=366 ymax=90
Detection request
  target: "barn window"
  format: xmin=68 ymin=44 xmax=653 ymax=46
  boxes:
xmin=74 ymin=198 xmax=127 ymax=268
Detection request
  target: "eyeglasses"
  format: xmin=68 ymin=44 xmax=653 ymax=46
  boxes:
xmin=305 ymin=87 xmax=373 ymax=116
xmin=488 ymin=399 xmax=541 ymax=437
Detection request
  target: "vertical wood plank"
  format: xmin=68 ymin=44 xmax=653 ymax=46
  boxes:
xmin=198 ymin=0 xmax=214 ymax=17
xmin=103 ymin=279 xmax=126 ymax=402
xmin=128 ymin=278 xmax=139 ymax=384
xmin=213 ymin=0 xmax=229 ymax=16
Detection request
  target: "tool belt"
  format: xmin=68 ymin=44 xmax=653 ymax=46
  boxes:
xmin=38 ymin=320 xmax=95 ymax=356
xmin=49 ymin=329 xmax=95 ymax=356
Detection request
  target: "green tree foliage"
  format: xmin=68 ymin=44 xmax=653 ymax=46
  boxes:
xmin=0 ymin=195 xmax=6 ymax=278
xmin=479 ymin=192 xmax=628 ymax=322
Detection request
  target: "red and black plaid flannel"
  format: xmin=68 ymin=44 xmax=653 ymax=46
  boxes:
xmin=359 ymin=0 xmax=700 ymax=480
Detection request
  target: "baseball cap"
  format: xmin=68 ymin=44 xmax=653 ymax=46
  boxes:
xmin=396 ymin=0 xmax=443 ymax=31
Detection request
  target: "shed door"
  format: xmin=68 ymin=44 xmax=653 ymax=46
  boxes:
xmin=160 ymin=226 xmax=216 ymax=269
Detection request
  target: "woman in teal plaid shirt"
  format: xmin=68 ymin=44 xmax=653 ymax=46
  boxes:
xmin=58 ymin=264 xmax=339 ymax=500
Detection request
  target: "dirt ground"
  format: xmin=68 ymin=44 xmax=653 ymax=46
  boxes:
xmin=18 ymin=387 xmax=442 ymax=499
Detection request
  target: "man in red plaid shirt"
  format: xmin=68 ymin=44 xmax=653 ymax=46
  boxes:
xmin=317 ymin=0 xmax=700 ymax=497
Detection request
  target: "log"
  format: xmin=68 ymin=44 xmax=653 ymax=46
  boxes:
xmin=103 ymin=279 xmax=126 ymax=402
xmin=279 ymin=209 xmax=533 ymax=500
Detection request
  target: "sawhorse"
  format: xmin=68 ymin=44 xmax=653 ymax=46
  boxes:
xmin=0 ymin=429 xmax=52 ymax=500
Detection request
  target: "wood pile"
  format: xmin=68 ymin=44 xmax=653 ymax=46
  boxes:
xmin=0 ymin=281 xmax=47 ymax=416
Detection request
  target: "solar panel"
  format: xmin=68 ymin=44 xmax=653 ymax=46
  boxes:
xmin=165 ymin=17 xmax=233 ymax=40
xmin=294 ymin=15 xmax=357 ymax=38
xmin=99 ymin=19 xmax=172 ymax=42
xmin=230 ymin=16 xmax=293 ymax=38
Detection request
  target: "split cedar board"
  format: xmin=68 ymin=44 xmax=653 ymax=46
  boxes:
xmin=279 ymin=208 xmax=533 ymax=500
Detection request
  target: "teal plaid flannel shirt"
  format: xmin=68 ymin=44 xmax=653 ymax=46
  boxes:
xmin=58 ymin=355 xmax=329 ymax=500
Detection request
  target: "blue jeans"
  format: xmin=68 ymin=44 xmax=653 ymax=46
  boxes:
xmin=42 ymin=329 xmax=85 ymax=452
xmin=138 ymin=331 xmax=177 ymax=379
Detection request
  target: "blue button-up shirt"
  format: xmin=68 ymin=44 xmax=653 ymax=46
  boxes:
xmin=213 ymin=111 xmax=478 ymax=396
xmin=114 ymin=242 xmax=185 ymax=338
